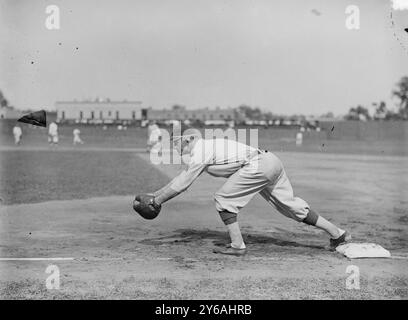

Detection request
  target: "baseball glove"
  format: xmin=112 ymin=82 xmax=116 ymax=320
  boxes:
xmin=133 ymin=194 xmax=161 ymax=220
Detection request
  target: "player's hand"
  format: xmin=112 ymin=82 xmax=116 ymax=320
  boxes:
xmin=133 ymin=194 xmax=161 ymax=220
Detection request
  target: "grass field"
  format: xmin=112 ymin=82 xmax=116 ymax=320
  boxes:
xmin=0 ymin=150 xmax=168 ymax=205
xmin=0 ymin=124 xmax=407 ymax=299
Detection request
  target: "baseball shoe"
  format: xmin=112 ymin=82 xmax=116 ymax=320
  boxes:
xmin=329 ymin=230 xmax=352 ymax=250
xmin=213 ymin=244 xmax=247 ymax=256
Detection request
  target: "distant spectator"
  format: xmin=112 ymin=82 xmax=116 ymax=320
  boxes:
xmin=13 ymin=125 xmax=22 ymax=145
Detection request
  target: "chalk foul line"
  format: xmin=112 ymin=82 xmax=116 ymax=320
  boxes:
xmin=0 ymin=257 xmax=74 ymax=261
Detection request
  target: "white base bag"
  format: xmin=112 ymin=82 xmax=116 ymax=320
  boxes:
xmin=336 ymin=243 xmax=391 ymax=259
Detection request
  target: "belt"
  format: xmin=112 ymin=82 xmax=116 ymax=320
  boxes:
xmin=245 ymin=149 xmax=268 ymax=163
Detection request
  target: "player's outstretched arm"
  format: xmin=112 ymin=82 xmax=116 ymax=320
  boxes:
xmin=154 ymin=186 xmax=180 ymax=205
xmin=153 ymin=177 xmax=178 ymax=197
xmin=154 ymin=162 xmax=206 ymax=205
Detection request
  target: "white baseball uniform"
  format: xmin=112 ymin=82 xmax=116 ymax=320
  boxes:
xmin=296 ymin=132 xmax=303 ymax=146
xmin=148 ymin=124 xmax=162 ymax=152
xmin=13 ymin=126 xmax=22 ymax=145
xmin=168 ymin=138 xmax=310 ymax=221
xmin=73 ymin=128 xmax=83 ymax=145
xmin=48 ymin=122 xmax=58 ymax=144
xmin=148 ymin=124 xmax=161 ymax=142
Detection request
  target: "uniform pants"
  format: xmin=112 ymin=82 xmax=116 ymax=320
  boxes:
xmin=48 ymin=135 xmax=58 ymax=143
xmin=214 ymin=152 xmax=310 ymax=222
xmin=73 ymin=136 xmax=83 ymax=144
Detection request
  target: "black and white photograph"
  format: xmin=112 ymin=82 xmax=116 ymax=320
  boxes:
xmin=0 ymin=0 xmax=407 ymax=304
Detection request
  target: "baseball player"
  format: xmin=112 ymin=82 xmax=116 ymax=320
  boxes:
xmin=134 ymin=126 xmax=351 ymax=256
xmin=295 ymin=131 xmax=303 ymax=146
xmin=48 ymin=121 xmax=59 ymax=146
xmin=147 ymin=121 xmax=162 ymax=154
xmin=12 ymin=125 xmax=22 ymax=145
xmin=73 ymin=128 xmax=84 ymax=145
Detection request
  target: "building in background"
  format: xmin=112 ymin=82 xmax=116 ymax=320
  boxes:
xmin=146 ymin=105 xmax=242 ymax=125
xmin=55 ymin=99 xmax=144 ymax=124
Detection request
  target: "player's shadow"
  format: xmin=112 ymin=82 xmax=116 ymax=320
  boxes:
xmin=139 ymin=228 xmax=325 ymax=250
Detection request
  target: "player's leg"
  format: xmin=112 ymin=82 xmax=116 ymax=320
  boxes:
xmin=213 ymin=158 xmax=272 ymax=254
xmin=74 ymin=135 xmax=81 ymax=145
xmin=260 ymin=166 xmax=350 ymax=246
xmin=53 ymin=135 xmax=59 ymax=146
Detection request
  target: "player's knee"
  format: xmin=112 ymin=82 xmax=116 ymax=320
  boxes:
xmin=214 ymin=192 xmax=222 ymax=209
xmin=214 ymin=193 xmax=228 ymax=211
xmin=218 ymin=210 xmax=237 ymax=225
xmin=302 ymin=209 xmax=319 ymax=226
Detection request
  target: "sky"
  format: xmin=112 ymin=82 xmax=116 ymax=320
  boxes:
xmin=0 ymin=0 xmax=407 ymax=116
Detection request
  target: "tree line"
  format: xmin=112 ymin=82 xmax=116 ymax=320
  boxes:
xmin=345 ymin=76 xmax=408 ymax=121
xmin=0 ymin=90 xmax=10 ymax=108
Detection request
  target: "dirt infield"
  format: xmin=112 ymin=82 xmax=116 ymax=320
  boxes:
xmin=0 ymin=147 xmax=407 ymax=299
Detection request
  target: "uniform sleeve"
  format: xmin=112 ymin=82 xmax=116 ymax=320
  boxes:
xmin=169 ymin=141 xmax=213 ymax=193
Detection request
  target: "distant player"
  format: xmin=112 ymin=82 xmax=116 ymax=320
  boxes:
xmin=12 ymin=125 xmax=22 ymax=145
xmin=134 ymin=125 xmax=351 ymax=256
xmin=48 ymin=121 xmax=59 ymax=146
xmin=295 ymin=131 xmax=303 ymax=146
xmin=73 ymin=128 xmax=84 ymax=145
xmin=147 ymin=121 xmax=162 ymax=155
